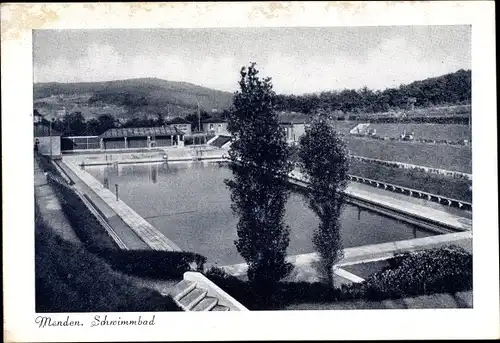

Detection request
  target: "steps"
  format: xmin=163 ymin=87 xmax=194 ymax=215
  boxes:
xmin=209 ymin=135 xmax=232 ymax=148
xmin=169 ymin=280 xmax=231 ymax=312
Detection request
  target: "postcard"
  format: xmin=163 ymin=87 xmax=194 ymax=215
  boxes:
xmin=2 ymin=2 xmax=499 ymax=341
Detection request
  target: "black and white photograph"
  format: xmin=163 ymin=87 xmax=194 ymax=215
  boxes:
xmin=2 ymin=2 xmax=499 ymax=342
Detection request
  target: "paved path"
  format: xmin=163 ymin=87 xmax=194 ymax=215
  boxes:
xmin=290 ymin=168 xmax=472 ymax=231
xmin=34 ymin=158 xmax=81 ymax=245
xmin=62 ymin=160 xmax=180 ymax=252
xmin=221 ymin=231 xmax=472 ymax=281
xmin=56 ymin=160 xmax=150 ymax=250
xmin=347 ymin=181 xmax=472 ymax=218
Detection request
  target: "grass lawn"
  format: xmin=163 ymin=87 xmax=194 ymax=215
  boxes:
xmin=344 ymin=136 xmax=472 ymax=173
xmin=367 ymin=123 xmax=471 ymax=142
xmin=35 ymin=206 xmax=181 ymax=312
xmin=348 ymin=158 xmax=472 ymax=202
xmin=284 ymin=291 xmax=473 ymax=310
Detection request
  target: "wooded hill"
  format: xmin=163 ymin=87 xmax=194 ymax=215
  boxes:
xmin=34 ymin=78 xmax=234 ymax=115
xmin=274 ymin=69 xmax=471 ymax=115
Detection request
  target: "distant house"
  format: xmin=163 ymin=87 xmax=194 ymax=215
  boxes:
xmin=33 ymin=110 xmax=44 ymax=123
xmin=202 ymin=116 xmax=229 ymax=135
xmin=166 ymin=117 xmax=192 ymax=135
xmin=34 ymin=123 xmax=61 ymax=158
xmin=99 ymin=127 xmax=185 ymax=150
xmin=278 ymin=112 xmax=311 ymax=143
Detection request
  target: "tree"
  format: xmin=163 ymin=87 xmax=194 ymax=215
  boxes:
xmin=298 ymin=117 xmax=349 ymax=286
xmin=60 ymin=112 xmax=87 ymax=136
xmin=86 ymin=114 xmax=117 ymax=135
xmin=225 ymin=63 xmax=293 ymax=303
xmin=156 ymin=112 xmax=165 ymax=127
xmin=185 ymin=110 xmax=210 ymax=132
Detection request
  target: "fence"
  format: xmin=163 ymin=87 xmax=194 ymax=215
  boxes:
xmin=62 ymin=136 xmax=100 ymax=151
xmin=346 ymin=174 xmax=472 ymax=211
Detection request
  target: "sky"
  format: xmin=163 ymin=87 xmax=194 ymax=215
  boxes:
xmin=33 ymin=26 xmax=471 ymax=95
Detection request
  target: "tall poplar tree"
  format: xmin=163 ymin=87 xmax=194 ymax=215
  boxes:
xmin=298 ymin=118 xmax=349 ymax=286
xmin=225 ymin=63 xmax=293 ymax=298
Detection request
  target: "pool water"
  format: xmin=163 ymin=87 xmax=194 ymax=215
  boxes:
xmin=86 ymin=162 xmax=433 ymax=265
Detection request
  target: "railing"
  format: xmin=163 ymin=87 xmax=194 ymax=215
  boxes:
xmin=345 ymin=174 xmax=472 ymax=211
xmin=62 ymin=136 xmax=100 ymax=151
xmin=350 ymin=155 xmax=472 ymax=181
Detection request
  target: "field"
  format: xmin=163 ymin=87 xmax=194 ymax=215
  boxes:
xmin=344 ymin=136 xmax=472 ymax=173
xmin=348 ymin=159 xmax=472 ymax=202
xmin=354 ymin=104 xmax=471 ymax=119
xmin=330 ymin=120 xmax=359 ymax=135
xmin=363 ymin=123 xmax=471 ymax=142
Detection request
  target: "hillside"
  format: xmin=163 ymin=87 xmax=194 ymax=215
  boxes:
xmin=33 ymin=78 xmax=234 ymax=119
xmin=274 ymin=69 xmax=471 ymax=114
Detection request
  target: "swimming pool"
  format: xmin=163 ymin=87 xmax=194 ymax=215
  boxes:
xmin=85 ymin=162 xmax=433 ymax=265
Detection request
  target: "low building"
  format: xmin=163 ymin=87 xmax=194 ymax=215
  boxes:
xmin=34 ymin=123 xmax=61 ymax=158
xmin=99 ymin=127 xmax=185 ymax=150
xmin=278 ymin=112 xmax=311 ymax=143
xmin=166 ymin=117 xmax=192 ymax=135
xmin=202 ymin=116 xmax=229 ymax=135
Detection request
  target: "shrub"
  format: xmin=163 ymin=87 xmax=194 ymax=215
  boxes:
xmin=92 ymin=249 xmax=207 ymax=280
xmin=356 ymin=246 xmax=472 ymax=300
xmin=35 ymin=152 xmax=60 ymax=175
xmin=204 ymin=267 xmax=341 ymax=310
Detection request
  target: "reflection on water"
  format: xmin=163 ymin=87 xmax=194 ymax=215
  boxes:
xmin=86 ymin=162 xmax=433 ymax=265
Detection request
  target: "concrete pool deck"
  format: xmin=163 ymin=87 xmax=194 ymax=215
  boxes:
xmin=62 ymin=160 xmax=181 ymax=251
xmin=220 ymin=231 xmax=472 ymax=282
xmin=290 ymin=168 xmax=472 ymax=232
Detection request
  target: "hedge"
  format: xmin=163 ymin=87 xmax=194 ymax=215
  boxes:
xmin=35 ymin=152 xmax=60 ymax=175
xmin=205 ymin=245 xmax=472 ymax=309
xmin=47 ymin=175 xmax=119 ymax=251
xmin=90 ymin=249 xmax=207 ymax=280
xmin=35 ymin=203 xmax=181 ymax=312
xmin=205 ymin=267 xmax=339 ymax=310
xmin=351 ymin=245 xmax=473 ymax=300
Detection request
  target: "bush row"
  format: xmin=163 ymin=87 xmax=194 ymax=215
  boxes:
xmin=35 ymin=152 xmax=60 ymax=175
xmin=90 ymin=249 xmax=206 ymax=280
xmin=47 ymin=175 xmax=120 ymax=251
xmin=35 ymin=203 xmax=181 ymax=312
xmin=205 ymin=246 xmax=472 ymax=309
xmin=343 ymin=245 xmax=472 ymax=300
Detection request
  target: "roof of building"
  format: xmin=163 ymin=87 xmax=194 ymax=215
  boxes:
xmin=278 ymin=112 xmax=311 ymax=125
xmin=99 ymin=127 xmax=183 ymax=139
xmin=34 ymin=123 xmax=61 ymax=137
xmin=167 ymin=117 xmax=190 ymax=125
xmin=201 ymin=116 xmax=227 ymax=124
